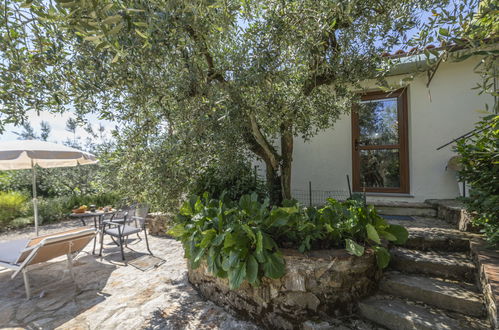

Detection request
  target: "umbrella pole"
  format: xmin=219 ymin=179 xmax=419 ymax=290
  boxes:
xmin=31 ymin=163 xmax=39 ymax=236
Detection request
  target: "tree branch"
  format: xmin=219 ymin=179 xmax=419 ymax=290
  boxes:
xmin=248 ymin=112 xmax=280 ymax=170
xmin=185 ymin=25 xmax=226 ymax=84
xmin=303 ymin=31 xmax=338 ymax=95
xmin=280 ymin=121 xmax=293 ymax=200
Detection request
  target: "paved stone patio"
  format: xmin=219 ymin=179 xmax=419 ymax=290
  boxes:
xmin=0 ymin=220 xmax=259 ymax=330
xmin=0 ymin=221 xmax=382 ymax=330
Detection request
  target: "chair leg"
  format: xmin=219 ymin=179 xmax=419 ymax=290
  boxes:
xmin=119 ymin=236 xmax=125 ymax=261
xmin=22 ymin=269 xmax=31 ymax=300
xmin=66 ymin=253 xmax=75 ymax=281
xmin=110 ymin=236 xmax=120 ymax=246
xmin=99 ymin=231 xmax=105 ymax=257
xmin=144 ymin=228 xmax=153 ymax=256
xmin=67 ymin=253 xmax=81 ymax=291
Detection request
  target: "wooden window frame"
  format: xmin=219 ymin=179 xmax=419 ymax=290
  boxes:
xmin=351 ymin=88 xmax=410 ymax=194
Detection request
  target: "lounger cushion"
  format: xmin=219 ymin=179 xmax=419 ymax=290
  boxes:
xmin=0 ymin=239 xmax=29 ymax=264
xmin=105 ymin=225 xmax=141 ymax=237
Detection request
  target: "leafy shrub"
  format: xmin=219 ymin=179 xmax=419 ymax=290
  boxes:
xmin=31 ymin=192 xmax=122 ymax=224
xmin=31 ymin=197 xmax=69 ymax=224
xmin=169 ymin=193 xmax=408 ymax=289
xmin=0 ymin=192 xmax=122 ymax=228
xmin=456 ymin=115 xmax=499 ymax=247
xmin=8 ymin=216 xmax=34 ymax=229
xmin=190 ymin=160 xmax=267 ymax=202
xmin=61 ymin=192 xmax=122 ymax=210
xmin=0 ymin=191 xmax=28 ymax=224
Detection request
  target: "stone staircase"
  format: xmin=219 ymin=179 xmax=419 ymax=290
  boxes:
xmin=359 ymin=200 xmax=492 ymax=330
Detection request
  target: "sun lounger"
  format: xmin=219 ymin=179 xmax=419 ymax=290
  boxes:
xmin=0 ymin=227 xmax=97 ymax=299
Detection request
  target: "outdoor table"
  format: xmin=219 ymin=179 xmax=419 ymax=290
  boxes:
xmin=69 ymin=211 xmax=116 ymax=254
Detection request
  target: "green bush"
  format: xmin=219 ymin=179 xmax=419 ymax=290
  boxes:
xmin=0 ymin=191 xmax=28 ymax=224
xmin=30 ymin=192 xmax=122 ymax=225
xmin=61 ymin=192 xmax=122 ymax=211
xmin=0 ymin=192 xmax=122 ymax=228
xmin=190 ymin=160 xmax=267 ymax=202
xmin=169 ymin=193 xmax=408 ymax=289
xmin=456 ymin=115 xmax=499 ymax=247
xmin=31 ymin=197 xmax=68 ymax=224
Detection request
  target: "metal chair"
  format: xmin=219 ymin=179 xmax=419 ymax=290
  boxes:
xmin=108 ymin=204 xmax=136 ymax=224
xmin=99 ymin=205 xmax=152 ymax=261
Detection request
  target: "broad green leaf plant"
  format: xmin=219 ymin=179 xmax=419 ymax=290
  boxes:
xmin=456 ymin=115 xmax=499 ymax=247
xmin=169 ymin=193 xmax=408 ymax=289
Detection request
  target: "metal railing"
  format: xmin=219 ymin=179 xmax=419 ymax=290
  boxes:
xmin=292 ymin=179 xmax=353 ymax=207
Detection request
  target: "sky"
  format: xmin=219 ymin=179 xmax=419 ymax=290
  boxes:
xmin=0 ymin=110 xmax=114 ymax=144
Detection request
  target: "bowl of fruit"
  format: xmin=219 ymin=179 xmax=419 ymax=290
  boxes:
xmin=72 ymin=205 xmax=88 ymax=214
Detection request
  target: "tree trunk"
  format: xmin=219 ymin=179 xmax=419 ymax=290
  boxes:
xmin=280 ymin=123 xmax=293 ymax=201
xmin=266 ymin=163 xmax=283 ymax=206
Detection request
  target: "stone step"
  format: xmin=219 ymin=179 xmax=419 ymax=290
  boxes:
xmin=390 ymin=247 xmax=476 ymax=282
xmin=370 ymin=201 xmax=437 ymax=217
xmin=425 ymin=199 xmax=476 ymax=231
xmin=359 ymin=295 xmax=489 ymax=330
xmin=380 ymin=272 xmax=485 ymax=317
xmin=387 ymin=217 xmax=480 ymax=251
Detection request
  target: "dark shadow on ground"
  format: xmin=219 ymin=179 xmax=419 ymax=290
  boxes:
xmin=0 ymin=253 xmax=116 ymax=328
xmin=143 ymin=274 xmax=259 ymax=330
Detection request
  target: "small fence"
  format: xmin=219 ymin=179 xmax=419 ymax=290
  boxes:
xmin=292 ymin=181 xmax=352 ymax=207
xmin=253 ymin=166 xmax=359 ymax=206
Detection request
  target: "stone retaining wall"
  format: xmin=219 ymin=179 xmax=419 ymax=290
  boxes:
xmin=471 ymin=239 xmax=499 ymax=329
xmin=425 ymin=199 xmax=478 ymax=232
xmin=146 ymin=213 xmax=174 ymax=236
xmin=188 ymin=248 xmax=381 ymax=329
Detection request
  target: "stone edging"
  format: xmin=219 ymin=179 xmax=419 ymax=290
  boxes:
xmin=146 ymin=213 xmax=174 ymax=237
xmin=188 ymin=248 xmax=381 ymax=329
xmin=471 ymin=239 xmax=499 ymax=329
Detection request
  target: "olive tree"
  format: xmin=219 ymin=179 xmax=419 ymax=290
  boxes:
xmin=1 ymin=0 xmax=446 ymax=205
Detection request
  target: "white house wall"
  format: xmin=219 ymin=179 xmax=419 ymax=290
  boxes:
xmin=290 ymin=57 xmax=494 ymax=203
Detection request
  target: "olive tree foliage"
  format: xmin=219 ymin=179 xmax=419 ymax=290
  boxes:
xmin=0 ymin=0 xmax=447 ymax=206
xmin=418 ymin=0 xmax=497 ymax=95
xmin=381 ymin=0 xmax=498 ymax=108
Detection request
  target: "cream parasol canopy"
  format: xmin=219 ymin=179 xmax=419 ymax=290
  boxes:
xmin=0 ymin=140 xmax=98 ymax=235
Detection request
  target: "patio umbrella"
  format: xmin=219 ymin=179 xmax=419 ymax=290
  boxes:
xmin=0 ymin=140 xmax=98 ymax=236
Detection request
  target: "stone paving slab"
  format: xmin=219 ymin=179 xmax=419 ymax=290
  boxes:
xmin=387 ymin=216 xmax=481 ymax=243
xmin=0 ymin=221 xmax=258 ymax=330
xmin=0 ymin=220 xmax=383 ymax=330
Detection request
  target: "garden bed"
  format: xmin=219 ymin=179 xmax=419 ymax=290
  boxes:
xmin=188 ymin=248 xmax=381 ymax=330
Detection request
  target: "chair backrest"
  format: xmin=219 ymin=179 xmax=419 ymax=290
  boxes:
xmin=101 ymin=211 xmax=115 ymax=222
xmin=131 ymin=204 xmax=149 ymax=228
xmin=126 ymin=204 xmax=137 ymax=223
xmin=113 ymin=209 xmax=127 ymax=219
xmin=135 ymin=204 xmax=149 ymax=218
xmin=17 ymin=228 xmax=96 ymax=266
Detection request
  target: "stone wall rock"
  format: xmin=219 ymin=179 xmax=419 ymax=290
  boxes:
xmin=146 ymin=213 xmax=174 ymax=237
xmin=188 ymin=248 xmax=381 ymax=329
xmin=426 ymin=199 xmax=478 ymax=232
xmin=471 ymin=239 xmax=499 ymax=329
